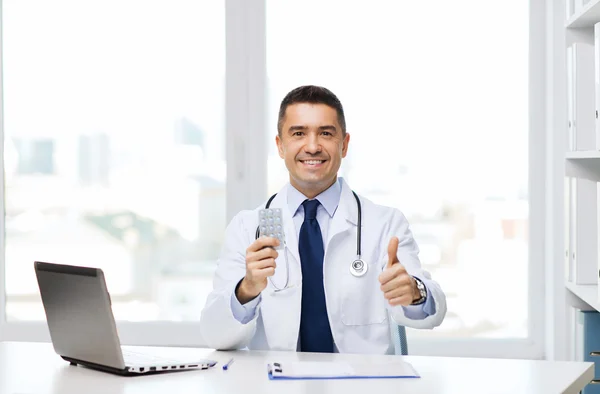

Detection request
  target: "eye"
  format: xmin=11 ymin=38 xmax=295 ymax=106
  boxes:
xmin=293 ymin=131 xmax=304 ymax=137
xmin=322 ymin=131 xmax=332 ymax=136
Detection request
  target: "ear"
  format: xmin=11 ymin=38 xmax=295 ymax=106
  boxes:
xmin=276 ymin=134 xmax=285 ymax=159
xmin=341 ymin=132 xmax=350 ymax=158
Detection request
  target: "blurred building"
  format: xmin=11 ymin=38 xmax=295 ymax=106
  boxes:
xmin=12 ymin=137 xmax=55 ymax=175
xmin=78 ymin=133 xmax=110 ymax=187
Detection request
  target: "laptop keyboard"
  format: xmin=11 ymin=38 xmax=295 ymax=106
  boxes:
xmin=122 ymin=349 xmax=177 ymax=365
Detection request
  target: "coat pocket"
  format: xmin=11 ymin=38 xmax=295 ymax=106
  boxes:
xmin=340 ymin=269 xmax=387 ymax=326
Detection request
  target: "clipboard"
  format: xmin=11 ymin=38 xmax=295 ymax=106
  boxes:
xmin=267 ymin=360 xmax=420 ymax=380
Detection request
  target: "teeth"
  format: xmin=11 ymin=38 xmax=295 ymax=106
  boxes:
xmin=303 ymin=160 xmax=323 ymax=165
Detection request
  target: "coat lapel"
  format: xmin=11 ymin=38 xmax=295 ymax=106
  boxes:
xmin=326 ymin=179 xmax=360 ymax=247
xmin=271 ymin=185 xmax=300 ymax=267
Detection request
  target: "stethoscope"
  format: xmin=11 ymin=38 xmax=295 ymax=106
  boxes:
xmin=255 ymin=190 xmax=366 ymax=292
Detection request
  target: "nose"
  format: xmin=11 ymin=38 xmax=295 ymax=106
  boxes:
xmin=304 ymin=133 xmax=321 ymax=154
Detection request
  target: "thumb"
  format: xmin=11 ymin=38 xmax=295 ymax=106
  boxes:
xmin=387 ymin=236 xmax=400 ymax=269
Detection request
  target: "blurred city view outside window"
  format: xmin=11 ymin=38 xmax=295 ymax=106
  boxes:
xmin=3 ymin=0 xmax=225 ymax=321
xmin=3 ymin=0 xmax=529 ymax=340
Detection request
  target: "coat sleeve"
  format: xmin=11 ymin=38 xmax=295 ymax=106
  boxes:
xmin=383 ymin=210 xmax=447 ymax=329
xmin=199 ymin=213 xmax=260 ymax=349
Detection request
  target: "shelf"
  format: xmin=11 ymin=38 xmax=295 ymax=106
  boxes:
xmin=566 ymin=0 xmax=600 ymax=28
xmin=566 ymin=282 xmax=600 ymax=311
xmin=565 ymin=151 xmax=600 ymax=181
xmin=566 ymin=150 xmax=600 ymax=159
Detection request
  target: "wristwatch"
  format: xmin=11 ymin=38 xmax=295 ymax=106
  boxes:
xmin=411 ymin=277 xmax=427 ymax=305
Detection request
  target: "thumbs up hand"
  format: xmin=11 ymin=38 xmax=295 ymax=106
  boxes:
xmin=378 ymin=236 xmax=419 ymax=306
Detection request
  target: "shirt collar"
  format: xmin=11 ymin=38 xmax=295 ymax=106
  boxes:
xmin=287 ymin=177 xmax=342 ymax=218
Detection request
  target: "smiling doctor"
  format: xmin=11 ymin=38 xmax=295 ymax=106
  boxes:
xmin=200 ymin=85 xmax=447 ymax=354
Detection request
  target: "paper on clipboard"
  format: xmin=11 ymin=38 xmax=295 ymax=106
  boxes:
xmin=267 ymin=360 xmax=420 ymax=380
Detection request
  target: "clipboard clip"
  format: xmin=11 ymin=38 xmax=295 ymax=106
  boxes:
xmin=267 ymin=362 xmax=283 ymax=377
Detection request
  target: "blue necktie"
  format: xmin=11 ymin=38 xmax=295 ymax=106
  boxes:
xmin=298 ymin=199 xmax=334 ymax=353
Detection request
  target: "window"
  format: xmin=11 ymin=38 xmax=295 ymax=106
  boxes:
xmin=3 ymin=0 xmax=225 ymax=322
xmin=2 ymin=0 xmax=542 ymax=356
xmin=267 ymin=0 xmax=530 ymax=339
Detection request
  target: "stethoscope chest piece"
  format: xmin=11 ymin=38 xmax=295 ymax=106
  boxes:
xmin=350 ymin=259 xmax=368 ymax=277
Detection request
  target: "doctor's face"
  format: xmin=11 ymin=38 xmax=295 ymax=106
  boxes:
xmin=276 ymin=103 xmax=350 ymax=198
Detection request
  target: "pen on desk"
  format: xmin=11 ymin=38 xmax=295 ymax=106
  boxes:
xmin=222 ymin=358 xmax=235 ymax=370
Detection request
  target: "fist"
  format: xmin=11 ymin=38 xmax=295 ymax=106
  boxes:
xmin=378 ymin=236 xmax=418 ymax=306
xmin=236 ymin=237 xmax=279 ymax=304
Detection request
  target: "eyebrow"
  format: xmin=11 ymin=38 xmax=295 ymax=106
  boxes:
xmin=287 ymin=125 xmax=338 ymax=133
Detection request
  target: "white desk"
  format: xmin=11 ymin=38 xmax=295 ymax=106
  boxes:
xmin=0 ymin=341 xmax=594 ymax=394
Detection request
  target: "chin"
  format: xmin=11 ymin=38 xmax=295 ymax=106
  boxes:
xmin=297 ymin=175 xmax=333 ymax=188
xmin=297 ymin=172 xmax=326 ymax=182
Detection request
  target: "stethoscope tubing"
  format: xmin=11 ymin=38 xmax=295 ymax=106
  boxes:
xmin=255 ymin=190 xmax=365 ymax=290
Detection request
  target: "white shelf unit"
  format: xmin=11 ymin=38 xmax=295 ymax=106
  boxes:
xmin=564 ymin=0 xmax=600 ymax=341
xmin=566 ymin=0 xmax=600 ymax=28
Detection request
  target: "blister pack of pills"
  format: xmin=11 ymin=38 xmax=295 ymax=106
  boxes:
xmin=258 ymin=208 xmax=285 ymax=249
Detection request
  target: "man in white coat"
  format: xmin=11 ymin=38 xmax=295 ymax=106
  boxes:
xmin=200 ymin=85 xmax=446 ymax=354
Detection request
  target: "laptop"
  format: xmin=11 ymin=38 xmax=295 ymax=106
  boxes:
xmin=34 ymin=261 xmax=217 ymax=375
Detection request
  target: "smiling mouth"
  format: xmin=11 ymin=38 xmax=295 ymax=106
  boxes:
xmin=300 ymin=159 xmax=326 ymax=166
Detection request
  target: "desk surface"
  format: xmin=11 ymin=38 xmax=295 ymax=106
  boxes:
xmin=0 ymin=341 xmax=593 ymax=394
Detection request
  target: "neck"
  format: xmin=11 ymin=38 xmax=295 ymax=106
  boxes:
xmin=291 ymin=176 xmax=337 ymax=199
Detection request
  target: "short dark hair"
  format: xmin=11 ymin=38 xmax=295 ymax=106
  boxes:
xmin=277 ymin=85 xmax=346 ymax=136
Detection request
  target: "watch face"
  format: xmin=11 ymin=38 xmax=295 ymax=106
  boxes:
xmin=415 ymin=278 xmax=426 ymax=301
